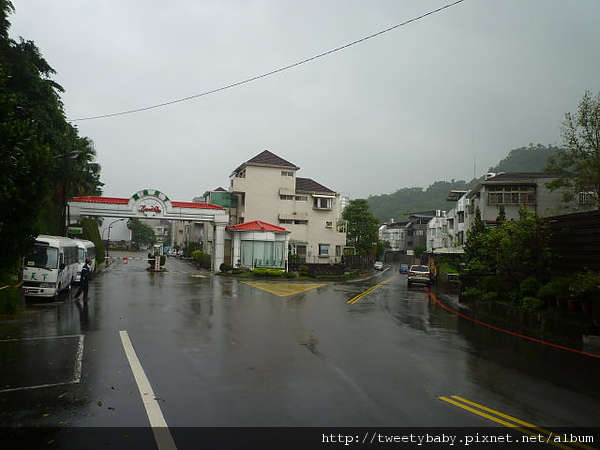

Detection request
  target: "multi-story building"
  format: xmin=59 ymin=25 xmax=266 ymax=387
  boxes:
xmin=465 ymin=172 xmax=593 ymax=225
xmin=378 ymin=219 xmax=405 ymax=252
xmin=404 ymin=211 xmax=436 ymax=252
xmin=227 ymin=150 xmax=347 ymax=263
xmin=431 ymin=172 xmax=597 ymax=254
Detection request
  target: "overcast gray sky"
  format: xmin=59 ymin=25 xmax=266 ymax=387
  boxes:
xmin=9 ymin=0 xmax=600 ymax=201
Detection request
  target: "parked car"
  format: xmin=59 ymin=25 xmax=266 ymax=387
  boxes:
xmin=407 ymin=264 xmax=431 ymax=286
xmin=399 ymin=264 xmax=409 ymax=274
xmin=373 ymin=261 xmax=384 ymax=270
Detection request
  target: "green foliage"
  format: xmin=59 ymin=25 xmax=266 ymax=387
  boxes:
xmin=190 ymin=250 xmax=211 ymax=269
xmin=490 ymin=144 xmax=560 ymax=173
xmin=520 ymin=296 xmax=545 ymax=311
xmin=219 ymin=262 xmax=234 ymax=272
xmin=252 ymin=268 xmax=285 ymax=277
xmin=80 ymin=217 xmax=105 ymax=265
xmin=462 ymin=287 xmax=483 ymax=301
xmin=367 ymin=144 xmax=558 ymax=222
xmin=127 ymin=218 xmax=156 ymax=249
xmin=342 ymin=199 xmax=381 ymax=254
xmin=183 ymin=242 xmax=200 ymax=256
xmin=482 ymin=291 xmax=500 ymax=302
xmin=519 ymin=277 xmax=540 ymax=298
xmin=537 ymin=278 xmax=569 ymax=300
xmin=0 ymin=274 xmax=20 ymax=315
xmin=288 ymin=253 xmax=302 ymax=263
xmin=464 ymin=207 xmax=552 ymax=281
xmin=545 ymin=90 xmax=600 ymax=207
xmin=569 ymin=270 xmax=600 ymax=299
xmin=413 ymin=245 xmax=426 ymax=259
xmin=0 ymin=3 xmax=102 ymax=278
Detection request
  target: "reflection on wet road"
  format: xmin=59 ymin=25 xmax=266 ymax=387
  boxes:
xmin=1 ymin=256 xmax=599 ymax=437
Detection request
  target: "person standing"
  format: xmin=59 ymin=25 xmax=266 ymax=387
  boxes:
xmin=74 ymin=259 xmax=92 ymax=300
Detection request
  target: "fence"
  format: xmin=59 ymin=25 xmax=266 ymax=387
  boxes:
xmin=287 ymin=254 xmax=376 ymax=275
xmin=546 ymin=210 xmax=600 ymax=272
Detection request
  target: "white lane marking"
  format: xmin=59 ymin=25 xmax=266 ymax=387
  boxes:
xmin=119 ymin=330 xmax=177 ymax=450
xmin=73 ymin=334 xmax=85 ymax=383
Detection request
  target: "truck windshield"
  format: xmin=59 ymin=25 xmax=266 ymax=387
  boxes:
xmin=24 ymin=246 xmax=59 ymax=270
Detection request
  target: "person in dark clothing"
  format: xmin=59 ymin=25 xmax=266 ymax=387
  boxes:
xmin=74 ymin=259 xmax=92 ymax=300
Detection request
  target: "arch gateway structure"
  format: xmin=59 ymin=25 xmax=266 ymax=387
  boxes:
xmin=68 ymin=189 xmax=230 ymax=270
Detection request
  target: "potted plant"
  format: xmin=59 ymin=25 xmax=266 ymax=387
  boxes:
xmin=537 ymin=278 xmax=570 ymax=308
xmin=569 ymin=271 xmax=600 ymax=314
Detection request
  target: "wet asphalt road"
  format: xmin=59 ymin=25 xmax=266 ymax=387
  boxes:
xmin=1 ymin=252 xmax=599 ymax=442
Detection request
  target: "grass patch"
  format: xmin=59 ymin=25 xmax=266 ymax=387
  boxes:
xmin=0 ymin=276 xmax=22 ymax=315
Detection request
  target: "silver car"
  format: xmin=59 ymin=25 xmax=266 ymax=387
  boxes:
xmin=407 ymin=264 xmax=431 ymax=286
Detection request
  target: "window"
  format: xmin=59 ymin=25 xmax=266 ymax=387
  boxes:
xmin=279 ymin=219 xmax=294 ymax=224
xmin=319 ymin=244 xmax=330 ymax=256
xmin=325 ymin=221 xmax=333 ymax=228
xmin=295 ymin=196 xmax=308 ymax=201
xmin=281 ymin=171 xmax=294 ymax=177
xmin=279 ymin=195 xmax=294 ymax=201
xmin=488 ymin=185 xmax=536 ymax=205
xmin=313 ymin=197 xmax=333 ymax=210
xmin=294 ymin=219 xmax=308 ymax=225
xmin=579 ymin=191 xmax=596 ymax=205
xmin=240 ymin=241 xmax=286 ymax=268
xmin=457 ymin=211 xmax=465 ymax=223
xmin=237 ymin=169 xmax=246 ymax=178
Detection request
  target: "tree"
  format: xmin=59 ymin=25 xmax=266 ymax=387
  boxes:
xmin=463 ymin=207 xmax=552 ymax=282
xmin=545 ymin=90 xmax=600 ymax=208
xmin=0 ymin=2 xmax=103 ymax=276
xmin=342 ymin=199 xmax=381 ymax=254
xmin=127 ymin=219 xmax=156 ymax=250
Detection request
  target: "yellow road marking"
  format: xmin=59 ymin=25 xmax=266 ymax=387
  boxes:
xmin=242 ymin=282 xmax=326 ymax=297
xmin=346 ymin=275 xmax=398 ymax=304
xmin=439 ymin=395 xmax=597 ymax=450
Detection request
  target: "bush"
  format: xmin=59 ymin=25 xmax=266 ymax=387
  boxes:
xmin=462 ymin=287 xmax=483 ymax=301
xmin=191 ymin=250 xmax=211 ymax=269
xmin=519 ymin=277 xmax=540 ymax=297
xmin=482 ymin=291 xmax=500 ymax=302
xmin=477 ymin=276 xmax=507 ymax=292
xmin=520 ymin=296 xmax=545 ymax=311
xmin=252 ymin=268 xmax=285 ymax=277
xmin=537 ymin=278 xmax=569 ymax=300
xmin=0 ymin=276 xmax=21 ymax=315
xmin=219 ymin=263 xmax=234 ymax=272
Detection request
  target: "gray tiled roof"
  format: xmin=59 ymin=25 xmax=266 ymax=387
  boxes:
xmin=296 ymin=177 xmax=335 ymax=194
xmin=233 ymin=150 xmax=299 ymax=174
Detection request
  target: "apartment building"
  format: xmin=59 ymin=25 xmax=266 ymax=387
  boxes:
xmin=227 ymin=150 xmax=347 ymax=263
xmin=430 ymin=172 xmax=597 ymax=254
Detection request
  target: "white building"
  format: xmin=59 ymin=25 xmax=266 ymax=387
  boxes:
xmin=228 ymin=150 xmax=347 ymax=263
xmin=432 ymin=172 xmax=597 ymax=255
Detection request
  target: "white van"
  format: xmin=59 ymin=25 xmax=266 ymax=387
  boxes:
xmin=21 ymin=235 xmax=79 ymax=299
xmin=73 ymin=239 xmax=96 ymax=282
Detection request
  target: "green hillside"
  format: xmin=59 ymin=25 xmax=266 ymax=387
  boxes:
xmin=367 ymin=144 xmax=560 ymax=222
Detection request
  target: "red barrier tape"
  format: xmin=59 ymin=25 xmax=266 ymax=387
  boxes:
xmin=426 ymin=288 xmax=600 ymax=360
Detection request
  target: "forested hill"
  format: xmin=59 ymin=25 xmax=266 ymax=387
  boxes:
xmin=367 ymin=144 xmax=560 ymax=222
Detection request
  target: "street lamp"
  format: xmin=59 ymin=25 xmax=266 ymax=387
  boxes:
xmin=105 ymin=218 xmax=125 ymax=257
xmin=54 ymin=151 xmax=81 ymax=236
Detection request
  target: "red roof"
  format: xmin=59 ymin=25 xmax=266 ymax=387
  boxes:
xmin=70 ymin=196 xmax=223 ymax=210
xmin=226 ymin=220 xmax=289 ymax=233
xmin=71 ymin=196 xmax=129 ymax=204
xmin=171 ymin=201 xmax=223 ymax=210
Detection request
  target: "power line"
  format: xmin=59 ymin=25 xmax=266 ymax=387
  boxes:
xmin=70 ymin=0 xmax=464 ymax=122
